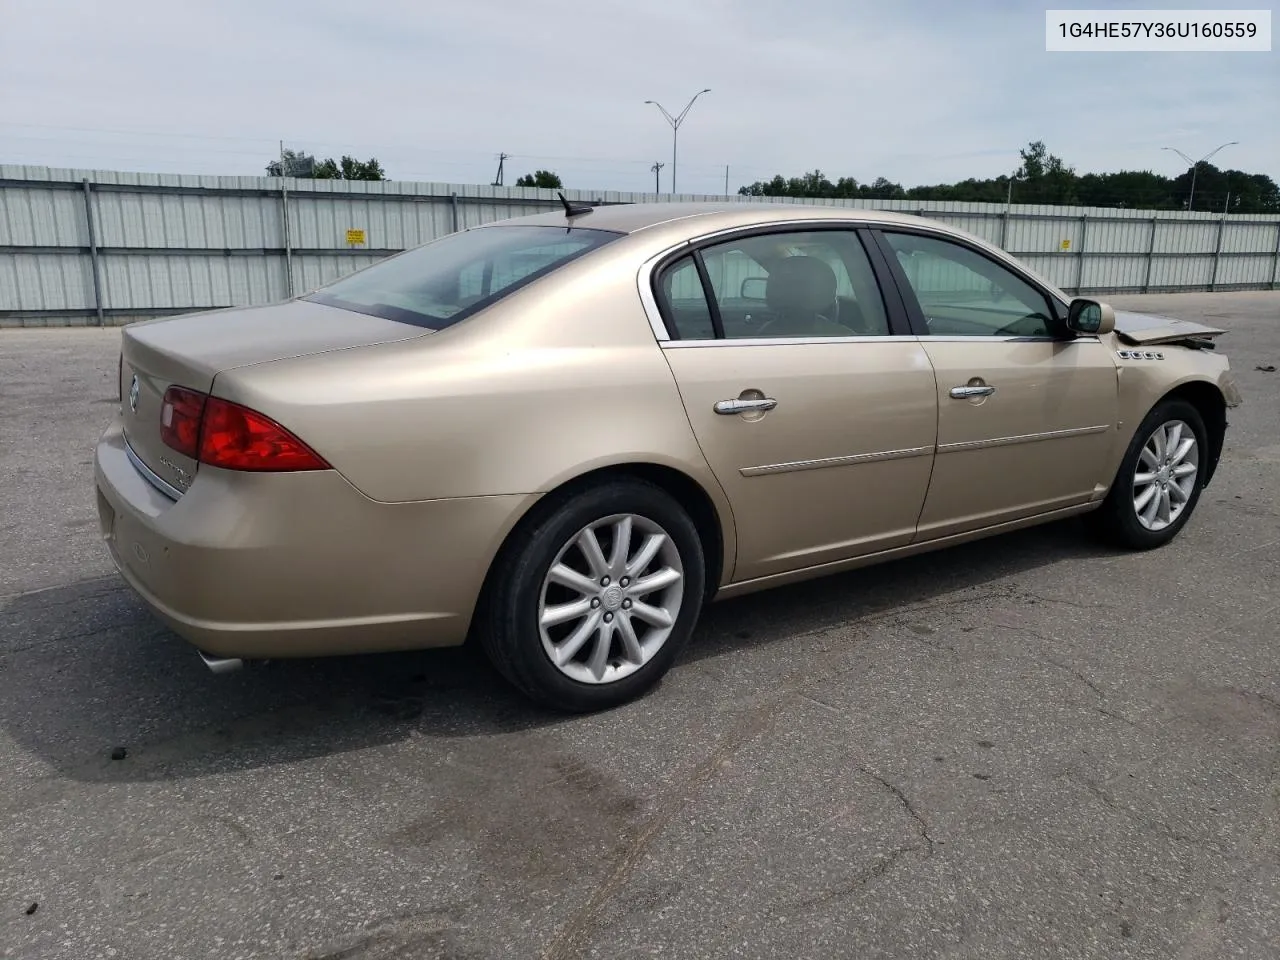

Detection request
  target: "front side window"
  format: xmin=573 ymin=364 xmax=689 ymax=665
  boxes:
xmin=656 ymin=229 xmax=891 ymax=340
xmin=880 ymin=231 xmax=1059 ymax=338
xmin=306 ymin=225 xmax=621 ymax=329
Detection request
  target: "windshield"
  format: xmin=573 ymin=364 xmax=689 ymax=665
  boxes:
xmin=304 ymin=224 xmax=623 ymax=329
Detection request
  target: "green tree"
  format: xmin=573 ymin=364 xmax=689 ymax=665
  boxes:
xmin=312 ymin=156 xmax=386 ymax=181
xmin=515 ymin=170 xmax=564 ymax=188
xmin=1013 ymin=140 xmax=1078 ymax=204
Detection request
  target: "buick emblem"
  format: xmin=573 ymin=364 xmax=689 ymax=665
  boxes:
xmin=128 ymin=374 xmax=140 ymax=414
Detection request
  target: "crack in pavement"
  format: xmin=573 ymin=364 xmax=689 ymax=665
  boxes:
xmin=533 ymin=582 xmax=1043 ymax=959
xmin=857 ymin=766 xmax=937 ymax=856
xmin=993 ymin=622 xmax=1142 ymax=727
xmin=1078 ymin=777 xmax=1221 ymax=852
xmin=535 ymin=584 xmax=1022 ymax=960
xmin=0 ymin=577 xmax=122 ymax=607
xmin=778 ymin=844 xmax=925 ymax=914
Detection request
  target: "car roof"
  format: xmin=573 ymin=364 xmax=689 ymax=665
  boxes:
xmin=489 ymin=201 xmax=959 ymax=237
xmin=481 ymin=201 xmax=1073 ymax=305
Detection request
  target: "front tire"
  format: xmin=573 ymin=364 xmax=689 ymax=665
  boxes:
xmin=476 ymin=479 xmax=706 ymax=712
xmin=1092 ymin=398 xmax=1208 ymax=550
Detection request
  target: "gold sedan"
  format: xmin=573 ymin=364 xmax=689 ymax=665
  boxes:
xmin=94 ymin=201 xmax=1242 ymax=711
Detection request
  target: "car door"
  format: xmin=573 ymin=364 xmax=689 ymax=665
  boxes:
xmin=872 ymin=227 xmax=1120 ymax=541
xmin=652 ymin=226 xmax=939 ymax=583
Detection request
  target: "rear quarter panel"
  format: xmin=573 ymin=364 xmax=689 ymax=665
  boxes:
xmin=212 ymin=234 xmax=736 ymax=555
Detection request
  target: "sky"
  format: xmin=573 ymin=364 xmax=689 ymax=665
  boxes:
xmin=1 ymin=0 xmax=1276 ymax=195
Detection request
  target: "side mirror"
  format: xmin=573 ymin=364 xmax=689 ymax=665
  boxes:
xmin=740 ymin=277 xmax=767 ymax=300
xmin=1066 ymin=298 xmax=1115 ymax=336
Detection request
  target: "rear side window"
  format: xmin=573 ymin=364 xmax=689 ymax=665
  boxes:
xmin=655 ymin=228 xmax=891 ymax=340
xmin=658 ymin=256 xmax=717 ymax=339
xmin=305 ymin=225 xmax=622 ymax=329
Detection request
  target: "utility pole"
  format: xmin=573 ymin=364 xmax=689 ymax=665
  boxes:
xmin=644 ymin=88 xmax=711 ymax=195
xmin=1160 ymin=141 xmax=1238 ymax=212
xmin=492 ymin=152 xmax=508 ymax=187
xmin=650 ymin=161 xmax=664 ymax=194
xmin=724 ymin=165 xmax=729 ymax=196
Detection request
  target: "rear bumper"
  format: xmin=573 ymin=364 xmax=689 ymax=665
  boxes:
xmin=94 ymin=416 xmax=535 ymax=660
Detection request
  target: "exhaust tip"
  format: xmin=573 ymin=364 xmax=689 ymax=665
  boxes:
xmin=196 ymin=649 xmax=244 ymax=674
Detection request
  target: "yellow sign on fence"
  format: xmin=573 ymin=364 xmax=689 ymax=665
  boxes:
xmin=1060 ymin=239 xmax=1071 ymax=250
xmin=346 ymin=229 xmax=366 ymax=245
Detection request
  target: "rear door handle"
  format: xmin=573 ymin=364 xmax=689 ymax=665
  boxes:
xmin=714 ymin=397 xmax=777 ymax=415
xmin=949 ymin=385 xmax=996 ymax=399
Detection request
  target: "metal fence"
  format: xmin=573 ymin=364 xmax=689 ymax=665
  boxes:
xmin=2 ymin=164 xmax=1279 ymax=327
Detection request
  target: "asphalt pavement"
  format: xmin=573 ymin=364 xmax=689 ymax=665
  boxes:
xmin=2 ymin=291 xmax=1278 ymax=960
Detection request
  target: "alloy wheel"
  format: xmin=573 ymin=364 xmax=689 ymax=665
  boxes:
xmin=1132 ymin=419 xmax=1199 ymax=532
xmin=537 ymin=513 xmax=685 ymax=684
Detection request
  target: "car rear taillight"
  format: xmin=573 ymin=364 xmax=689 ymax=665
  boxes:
xmin=160 ymin=386 xmax=207 ymax=458
xmin=160 ymin=388 xmax=329 ymax=472
xmin=198 ymin=397 xmax=329 ymax=471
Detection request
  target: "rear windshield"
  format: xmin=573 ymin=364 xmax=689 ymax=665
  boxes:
xmin=304 ymin=224 xmax=622 ymax=329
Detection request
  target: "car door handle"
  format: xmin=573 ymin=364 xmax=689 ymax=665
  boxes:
xmin=714 ymin=397 xmax=778 ymax=415
xmin=949 ymin=385 xmax=996 ymax=399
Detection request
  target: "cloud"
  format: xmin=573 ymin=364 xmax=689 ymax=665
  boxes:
xmin=1 ymin=0 xmax=1275 ymax=194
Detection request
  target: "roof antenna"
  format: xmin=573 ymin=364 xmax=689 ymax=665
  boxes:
xmin=558 ymin=191 xmax=594 ymax=218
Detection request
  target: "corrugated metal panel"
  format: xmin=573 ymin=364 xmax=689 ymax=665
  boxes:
xmin=99 ymin=254 xmax=287 ymax=309
xmin=0 ymin=186 xmax=87 ymax=247
xmin=1155 ymin=222 xmax=1220 ymax=255
xmin=1215 ymin=255 xmax=1274 ymax=286
xmin=92 ymin=191 xmax=282 ymax=248
xmin=1150 ymin=255 xmax=1214 ymax=288
xmin=1081 ymin=255 xmax=1147 ymax=291
xmin=0 ymin=253 xmax=95 ymax=310
xmin=1007 ymin=217 xmax=1083 ymax=254
xmin=1082 ymin=218 xmax=1151 ymax=254
xmin=1222 ymin=222 xmax=1280 ymax=254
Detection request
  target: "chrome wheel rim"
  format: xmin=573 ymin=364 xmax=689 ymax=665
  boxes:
xmin=1132 ymin=419 xmax=1199 ymax=532
xmin=538 ymin=513 xmax=685 ymax=685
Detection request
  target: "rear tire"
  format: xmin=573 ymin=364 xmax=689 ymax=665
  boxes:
xmin=476 ymin=479 xmax=705 ymax=712
xmin=1091 ymin=398 xmax=1208 ymax=550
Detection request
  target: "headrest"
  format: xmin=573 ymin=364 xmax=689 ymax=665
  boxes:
xmin=765 ymin=256 xmax=838 ymax=315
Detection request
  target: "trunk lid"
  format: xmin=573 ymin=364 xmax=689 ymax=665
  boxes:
xmin=118 ymin=299 xmax=424 ymax=495
xmin=1112 ymin=310 xmax=1226 ymax=346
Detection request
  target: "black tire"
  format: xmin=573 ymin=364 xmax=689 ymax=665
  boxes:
xmin=476 ymin=479 xmax=706 ymax=713
xmin=1091 ymin=398 xmax=1209 ymax=550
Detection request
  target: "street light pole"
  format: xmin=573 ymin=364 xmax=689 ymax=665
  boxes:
xmin=1160 ymin=141 xmax=1238 ymax=211
xmin=644 ymin=88 xmax=711 ymax=195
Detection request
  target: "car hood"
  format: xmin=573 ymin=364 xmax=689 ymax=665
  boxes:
xmin=1112 ymin=310 xmax=1226 ymax=346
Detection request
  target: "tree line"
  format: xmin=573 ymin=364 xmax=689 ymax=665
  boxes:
xmin=737 ymin=141 xmax=1279 ymax=214
xmin=265 ymin=149 xmax=564 ymax=189
xmin=261 ymin=141 xmax=1276 ymax=213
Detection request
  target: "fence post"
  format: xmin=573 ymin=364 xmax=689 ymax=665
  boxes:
xmin=1142 ymin=217 xmax=1158 ymax=293
xmin=1271 ymin=222 xmax=1280 ymax=290
xmin=81 ymin=179 xmax=105 ymax=326
xmin=451 ymin=192 xmax=460 ymax=233
xmin=1209 ymin=212 xmax=1227 ymax=292
xmin=279 ymin=182 xmax=296 ymax=298
xmin=1000 ymin=207 xmax=1011 ymax=248
xmin=1074 ymin=214 xmax=1088 ymax=295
